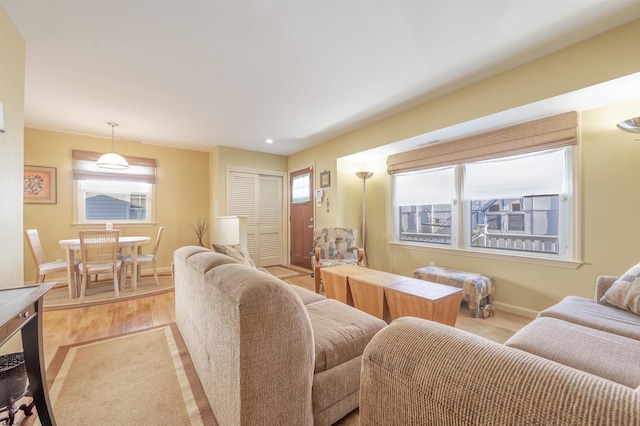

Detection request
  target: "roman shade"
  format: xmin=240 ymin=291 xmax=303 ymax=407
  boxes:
xmin=387 ymin=111 xmax=578 ymax=174
xmin=395 ymin=166 xmax=455 ymax=206
xmin=464 ymin=148 xmax=567 ymax=199
xmin=73 ymin=150 xmax=157 ymax=183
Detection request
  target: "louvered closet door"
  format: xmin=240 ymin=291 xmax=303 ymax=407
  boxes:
xmin=228 ymin=171 xmax=283 ymax=267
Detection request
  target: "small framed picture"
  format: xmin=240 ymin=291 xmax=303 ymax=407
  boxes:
xmin=320 ymin=170 xmax=331 ymax=188
xmin=24 ymin=165 xmax=57 ymax=204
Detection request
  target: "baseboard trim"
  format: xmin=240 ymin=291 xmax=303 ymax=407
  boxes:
xmin=494 ymin=301 xmax=538 ymax=319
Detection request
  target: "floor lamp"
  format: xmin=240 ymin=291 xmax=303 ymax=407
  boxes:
xmin=356 ymin=171 xmax=373 ymax=267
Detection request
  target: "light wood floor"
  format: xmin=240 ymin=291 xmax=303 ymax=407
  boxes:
xmin=40 ymin=272 xmax=531 ymax=426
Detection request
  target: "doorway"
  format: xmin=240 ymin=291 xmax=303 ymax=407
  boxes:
xmin=227 ymin=169 xmax=285 ymax=267
xmin=290 ymin=167 xmax=314 ymax=269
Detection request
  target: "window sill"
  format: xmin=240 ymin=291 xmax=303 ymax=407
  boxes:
xmin=389 ymin=241 xmax=583 ymax=270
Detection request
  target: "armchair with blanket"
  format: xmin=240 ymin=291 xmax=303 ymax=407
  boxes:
xmin=313 ymin=227 xmax=363 ymax=293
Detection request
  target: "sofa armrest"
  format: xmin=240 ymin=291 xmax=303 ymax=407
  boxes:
xmin=596 ymin=275 xmax=619 ymax=303
xmin=360 ymin=317 xmax=640 ymax=426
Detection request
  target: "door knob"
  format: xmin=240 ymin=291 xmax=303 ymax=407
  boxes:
xmin=308 ymin=225 xmax=314 ymax=229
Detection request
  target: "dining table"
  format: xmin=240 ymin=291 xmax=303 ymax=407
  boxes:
xmin=58 ymin=235 xmax=151 ymax=299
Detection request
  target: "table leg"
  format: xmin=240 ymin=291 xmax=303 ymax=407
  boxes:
xmin=22 ymin=297 xmax=57 ymax=425
xmin=132 ymin=244 xmax=140 ymax=291
xmin=65 ymin=248 xmax=77 ymax=299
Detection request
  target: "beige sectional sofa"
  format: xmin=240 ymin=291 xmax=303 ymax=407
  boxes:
xmin=173 ymin=246 xmax=386 ymax=426
xmin=360 ymin=275 xmax=640 ymax=425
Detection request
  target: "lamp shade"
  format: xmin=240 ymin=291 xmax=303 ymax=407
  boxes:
xmin=96 ymin=152 xmax=129 ymax=169
xmin=97 ymin=122 xmax=129 ymax=169
xmin=0 ymin=102 xmax=5 ymax=133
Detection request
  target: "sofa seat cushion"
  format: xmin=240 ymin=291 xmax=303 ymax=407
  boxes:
xmin=538 ymin=296 xmax=640 ymax=341
xmin=506 ymin=317 xmax=640 ymax=388
xmin=306 ymin=299 xmax=386 ymax=373
xmin=289 ymin=284 xmax=326 ymax=305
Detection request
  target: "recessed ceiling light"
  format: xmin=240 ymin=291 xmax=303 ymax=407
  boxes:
xmin=265 ymin=138 xmax=274 ymax=144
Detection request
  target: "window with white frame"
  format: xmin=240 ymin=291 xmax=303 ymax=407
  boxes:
xmin=72 ymin=150 xmax=156 ymax=224
xmin=392 ymin=148 xmax=573 ymax=258
xmin=388 ymin=112 xmax=578 ymax=261
xmin=464 ymin=148 xmax=570 ymax=257
xmin=291 ymin=173 xmax=311 ymax=204
xmin=394 ymin=166 xmax=456 ymax=245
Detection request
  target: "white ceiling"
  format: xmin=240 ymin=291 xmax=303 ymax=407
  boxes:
xmin=3 ymin=0 xmax=640 ymax=156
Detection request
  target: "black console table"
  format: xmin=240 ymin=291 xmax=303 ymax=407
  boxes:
xmin=0 ymin=282 xmax=57 ymax=426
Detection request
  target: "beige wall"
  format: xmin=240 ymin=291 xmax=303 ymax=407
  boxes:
xmin=208 ymin=145 xmax=288 ymax=242
xmin=0 ymin=6 xmax=25 ymax=290
xmin=23 ymin=128 xmax=210 ymax=283
xmin=1 ymin=4 xmax=25 ymax=354
xmin=289 ymin=19 xmax=640 ymax=317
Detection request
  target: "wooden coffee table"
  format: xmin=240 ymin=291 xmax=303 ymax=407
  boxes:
xmin=384 ymin=278 xmax=463 ymax=326
xmin=320 ymin=264 xmax=363 ymax=304
xmin=347 ymin=269 xmax=408 ymax=322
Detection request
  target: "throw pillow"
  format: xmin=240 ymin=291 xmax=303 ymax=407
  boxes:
xmin=600 ymin=262 xmax=640 ymax=314
xmin=211 ymin=244 xmax=256 ymax=267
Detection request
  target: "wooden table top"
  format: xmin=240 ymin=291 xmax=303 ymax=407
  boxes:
xmin=319 ymin=264 xmax=364 ymax=278
xmin=348 ymin=269 xmax=409 ymax=287
xmin=385 ymin=278 xmax=462 ymax=301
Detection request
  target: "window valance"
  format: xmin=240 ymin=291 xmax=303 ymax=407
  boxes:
xmin=72 ymin=150 xmax=157 ymax=183
xmin=387 ymin=111 xmax=578 ymax=174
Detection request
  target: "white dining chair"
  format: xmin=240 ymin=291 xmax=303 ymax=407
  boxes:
xmin=25 ymin=229 xmax=80 ymax=284
xmin=93 ymin=225 xmax=126 ymax=283
xmin=78 ymin=230 xmax=122 ymax=304
xmin=122 ymin=226 xmax=164 ymax=288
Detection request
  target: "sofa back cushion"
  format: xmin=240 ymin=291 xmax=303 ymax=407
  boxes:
xmin=174 ymin=253 xmax=315 ymax=426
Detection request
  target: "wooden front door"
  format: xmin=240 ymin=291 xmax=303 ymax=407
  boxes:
xmin=290 ymin=167 xmax=314 ymax=269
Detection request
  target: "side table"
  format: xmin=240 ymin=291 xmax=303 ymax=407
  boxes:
xmin=0 ymin=282 xmax=57 ymax=426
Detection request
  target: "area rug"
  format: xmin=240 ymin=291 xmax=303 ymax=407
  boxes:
xmin=43 ymin=273 xmax=175 ymax=311
xmin=38 ymin=324 xmax=216 ymax=425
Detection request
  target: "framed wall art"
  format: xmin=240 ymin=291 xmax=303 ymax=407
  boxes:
xmin=320 ymin=170 xmax=331 ymax=188
xmin=24 ymin=165 xmax=57 ymax=204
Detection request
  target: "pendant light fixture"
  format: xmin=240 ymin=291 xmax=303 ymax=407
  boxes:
xmin=97 ymin=122 xmax=129 ymax=169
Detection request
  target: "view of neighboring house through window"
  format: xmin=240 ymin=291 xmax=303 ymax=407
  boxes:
xmin=72 ymin=150 xmax=156 ymax=224
xmin=470 ymin=195 xmax=560 ymax=253
xmin=81 ymin=180 xmax=151 ymax=221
